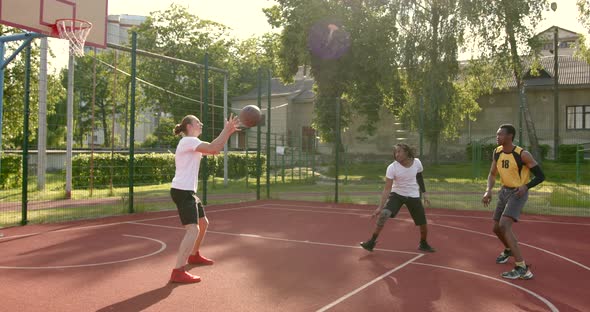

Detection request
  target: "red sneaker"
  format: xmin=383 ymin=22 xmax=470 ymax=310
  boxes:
xmin=170 ymin=268 xmax=201 ymax=283
xmin=188 ymin=252 xmax=214 ymax=265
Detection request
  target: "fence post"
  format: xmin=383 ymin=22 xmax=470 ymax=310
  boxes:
xmin=266 ymin=68 xmax=271 ymax=199
xmin=256 ymin=68 xmax=262 ymax=200
xmin=128 ymin=32 xmax=138 ymax=214
xmin=201 ymin=53 xmax=209 ymax=204
xmin=21 ymin=44 xmax=31 ymax=225
xmin=576 ymin=144 xmax=581 ymax=186
xmin=335 ymin=97 xmax=340 ymax=203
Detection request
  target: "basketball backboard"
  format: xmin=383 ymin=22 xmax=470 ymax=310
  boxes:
xmin=0 ymin=0 xmax=107 ymax=48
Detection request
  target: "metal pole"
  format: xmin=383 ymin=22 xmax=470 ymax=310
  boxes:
xmin=223 ymin=73 xmax=228 ymax=186
xmin=37 ymin=37 xmax=48 ymax=191
xmin=128 ymin=32 xmax=138 ymax=213
xmin=419 ymin=95 xmax=424 ymax=158
xmin=266 ymin=68 xmax=271 ymax=199
xmin=65 ymin=50 xmax=74 ymax=199
xmin=202 ymin=53 xmax=209 ymax=204
xmin=21 ymin=45 xmax=32 ymax=225
xmin=256 ymin=68 xmax=262 ymax=200
xmin=0 ymin=42 xmax=5 ymax=178
xmin=335 ymin=97 xmax=340 ymax=203
xmin=553 ymin=26 xmax=559 ymax=160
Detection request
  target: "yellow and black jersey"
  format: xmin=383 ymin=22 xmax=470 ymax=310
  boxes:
xmin=494 ymin=146 xmax=530 ymax=188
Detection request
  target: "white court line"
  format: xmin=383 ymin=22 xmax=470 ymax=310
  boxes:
xmin=426 ymin=213 xmax=590 ymax=226
xmin=129 ymin=221 xmax=422 ymax=256
xmin=0 ymin=205 xmax=260 ymax=240
xmin=0 ymin=235 xmax=166 ymax=270
xmin=248 ymin=205 xmax=590 ymax=272
xmin=431 ymin=223 xmax=590 ymax=271
xmin=315 ymin=254 xmax=424 ymax=312
xmin=258 ymin=203 xmax=590 ymax=226
xmin=411 ymin=262 xmax=559 ymax=312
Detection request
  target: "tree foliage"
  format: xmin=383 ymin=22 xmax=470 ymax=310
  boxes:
xmin=461 ymin=0 xmax=549 ymax=160
xmin=266 ymin=0 xmax=483 ymax=161
xmin=131 ymin=4 xmax=277 ymax=137
xmin=1 ymin=26 xmax=66 ymax=149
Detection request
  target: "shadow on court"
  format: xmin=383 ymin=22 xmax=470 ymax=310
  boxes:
xmin=96 ymin=283 xmax=181 ymax=312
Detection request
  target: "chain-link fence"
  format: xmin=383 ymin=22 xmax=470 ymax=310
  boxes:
xmin=2 ymin=39 xmax=590 ymax=228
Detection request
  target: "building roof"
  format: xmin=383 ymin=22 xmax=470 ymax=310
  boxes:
xmin=509 ymin=55 xmax=590 ymax=88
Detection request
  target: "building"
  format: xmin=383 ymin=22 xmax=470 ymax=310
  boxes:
xmin=232 ymin=26 xmax=590 ymax=160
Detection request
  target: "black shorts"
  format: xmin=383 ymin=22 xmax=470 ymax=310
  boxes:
xmin=384 ymin=192 xmax=427 ymax=226
xmin=170 ymin=188 xmax=206 ymax=225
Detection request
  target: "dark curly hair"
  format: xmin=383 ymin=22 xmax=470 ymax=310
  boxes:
xmin=394 ymin=143 xmax=416 ymax=159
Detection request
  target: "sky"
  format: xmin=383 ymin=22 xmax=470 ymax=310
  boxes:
xmin=108 ymin=0 xmax=279 ymax=39
xmin=47 ymin=0 xmax=589 ymax=70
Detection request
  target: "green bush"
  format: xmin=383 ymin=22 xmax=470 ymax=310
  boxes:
xmin=468 ymin=143 xmax=551 ymax=161
xmin=0 ymin=154 xmax=22 ymax=189
xmin=72 ymin=152 xmax=264 ymax=188
xmin=466 ymin=143 xmax=497 ymax=161
xmin=557 ymin=144 xmax=584 ymax=163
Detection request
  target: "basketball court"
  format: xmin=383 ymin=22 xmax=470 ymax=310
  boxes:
xmin=1 ymin=200 xmax=589 ymax=311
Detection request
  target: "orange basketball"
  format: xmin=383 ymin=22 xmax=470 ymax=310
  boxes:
xmin=239 ymin=105 xmax=261 ymax=128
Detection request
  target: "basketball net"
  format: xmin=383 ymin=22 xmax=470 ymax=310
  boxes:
xmin=53 ymin=19 xmax=93 ymax=57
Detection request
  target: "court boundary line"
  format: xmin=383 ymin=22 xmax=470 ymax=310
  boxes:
xmin=315 ymin=254 xmax=425 ymax=312
xmin=128 ymin=221 xmax=422 ymax=255
xmin=257 ymin=203 xmax=590 ymax=226
xmin=0 ymin=234 xmax=166 ymax=270
xmin=431 ymin=223 xmax=590 ymax=271
xmin=411 ymin=262 xmax=559 ymax=312
xmin=244 ymin=205 xmax=590 ymax=271
xmin=0 ymin=205 xmax=262 ymax=240
xmin=133 ymin=219 xmax=562 ymax=312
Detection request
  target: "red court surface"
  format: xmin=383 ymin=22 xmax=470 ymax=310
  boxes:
xmin=1 ymin=200 xmax=589 ymax=311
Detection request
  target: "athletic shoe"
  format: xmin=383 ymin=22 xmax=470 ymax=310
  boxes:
xmin=188 ymin=252 xmax=214 ymax=265
xmin=418 ymin=240 xmax=436 ymax=252
xmin=496 ymin=249 xmax=512 ymax=264
xmin=501 ymin=265 xmax=533 ymax=280
xmin=360 ymin=240 xmax=376 ymax=252
xmin=170 ymin=268 xmax=201 ymax=283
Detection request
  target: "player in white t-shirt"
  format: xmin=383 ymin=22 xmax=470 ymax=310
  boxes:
xmin=360 ymin=143 xmax=436 ymax=253
xmin=169 ymin=114 xmax=240 ymax=283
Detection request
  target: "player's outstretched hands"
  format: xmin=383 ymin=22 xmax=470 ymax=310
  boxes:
xmin=224 ymin=113 xmax=241 ymax=134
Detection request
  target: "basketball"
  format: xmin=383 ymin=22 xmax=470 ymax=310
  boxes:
xmin=239 ymin=105 xmax=262 ymax=128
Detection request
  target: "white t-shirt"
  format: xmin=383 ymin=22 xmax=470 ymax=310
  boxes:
xmin=386 ymin=158 xmax=423 ymax=198
xmin=171 ymin=136 xmax=203 ymax=192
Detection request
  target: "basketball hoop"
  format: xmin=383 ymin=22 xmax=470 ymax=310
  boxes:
xmin=52 ymin=19 xmax=93 ymax=57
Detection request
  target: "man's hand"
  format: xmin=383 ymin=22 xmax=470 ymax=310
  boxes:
xmin=515 ymin=185 xmax=528 ymax=197
xmin=482 ymin=191 xmax=492 ymax=207
xmin=422 ymin=193 xmax=430 ymax=208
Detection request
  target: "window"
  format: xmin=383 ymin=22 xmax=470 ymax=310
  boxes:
xmin=567 ymin=106 xmax=590 ymax=129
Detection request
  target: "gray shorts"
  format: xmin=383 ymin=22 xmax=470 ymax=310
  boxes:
xmin=493 ymin=186 xmax=528 ymax=222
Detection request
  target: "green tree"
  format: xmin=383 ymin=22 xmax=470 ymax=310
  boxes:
xmin=461 ymin=0 xmax=549 ymax=160
xmin=266 ymin=0 xmax=482 ymax=162
xmin=266 ymin=0 xmax=401 ymax=144
xmin=575 ymin=1 xmax=590 ymax=63
xmin=1 ymin=26 xmax=40 ymax=149
xmin=396 ymin=0 xmax=482 ymax=162
xmin=61 ymin=50 xmax=130 ymax=147
xmin=129 ymin=4 xmax=278 ymax=142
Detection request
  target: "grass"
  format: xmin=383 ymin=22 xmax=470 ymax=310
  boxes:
xmin=1 ymin=161 xmax=589 ymax=227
